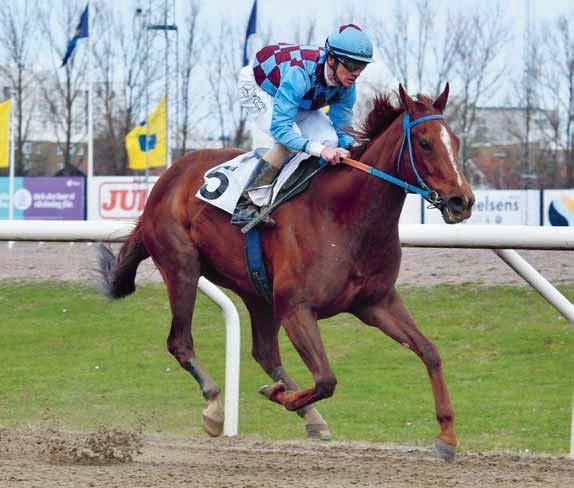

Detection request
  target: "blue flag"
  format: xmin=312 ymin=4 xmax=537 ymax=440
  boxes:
xmin=61 ymin=4 xmax=89 ymax=67
xmin=242 ymin=0 xmax=257 ymax=67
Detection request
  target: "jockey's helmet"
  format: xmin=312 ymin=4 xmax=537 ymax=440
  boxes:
xmin=325 ymin=24 xmax=373 ymax=64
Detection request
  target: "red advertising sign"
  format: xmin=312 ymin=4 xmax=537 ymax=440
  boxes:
xmin=89 ymin=177 xmax=158 ymax=220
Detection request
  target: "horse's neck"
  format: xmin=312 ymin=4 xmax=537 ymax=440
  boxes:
xmin=361 ymin=130 xmax=408 ymax=225
xmin=315 ymin=124 xmax=407 ymax=242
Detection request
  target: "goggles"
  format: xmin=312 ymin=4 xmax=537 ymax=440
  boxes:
xmin=336 ymin=56 xmax=368 ymax=73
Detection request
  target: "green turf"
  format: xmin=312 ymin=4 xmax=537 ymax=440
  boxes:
xmin=0 ymin=281 xmax=572 ymax=455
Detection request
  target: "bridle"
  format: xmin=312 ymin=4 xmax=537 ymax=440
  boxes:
xmin=342 ymin=112 xmax=447 ymax=209
xmin=396 ymin=113 xmax=446 ymax=208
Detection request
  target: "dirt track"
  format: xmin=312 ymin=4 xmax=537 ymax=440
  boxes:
xmin=1 ymin=241 xmax=574 ymax=287
xmin=1 ymin=242 xmax=573 ymax=487
xmin=1 ymin=430 xmax=573 ymax=488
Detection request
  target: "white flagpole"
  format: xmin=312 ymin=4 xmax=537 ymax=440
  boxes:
xmin=87 ymin=0 xmax=94 ymax=220
xmin=8 ymin=95 xmax=15 ymax=221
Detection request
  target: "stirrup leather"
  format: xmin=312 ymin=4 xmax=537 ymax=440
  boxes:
xmin=231 ymin=157 xmax=279 ymax=227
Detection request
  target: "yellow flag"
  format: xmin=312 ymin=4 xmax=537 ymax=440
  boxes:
xmin=0 ymin=99 xmax=10 ymax=169
xmin=126 ymin=97 xmax=166 ymax=170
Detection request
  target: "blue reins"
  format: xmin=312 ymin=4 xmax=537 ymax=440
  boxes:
xmin=344 ymin=113 xmax=446 ymax=205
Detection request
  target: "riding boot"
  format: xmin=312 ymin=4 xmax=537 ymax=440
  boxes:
xmin=231 ymin=157 xmax=280 ymax=227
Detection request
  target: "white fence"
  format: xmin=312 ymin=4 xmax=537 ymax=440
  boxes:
xmin=0 ymin=220 xmax=573 ymax=455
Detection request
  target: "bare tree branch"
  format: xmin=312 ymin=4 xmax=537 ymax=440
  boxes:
xmin=0 ymin=0 xmax=39 ymax=175
xmin=448 ymin=1 xmax=511 ymax=168
xmin=542 ymin=13 xmax=574 ymax=186
xmin=38 ymin=0 xmax=89 ymax=176
xmin=205 ymin=19 xmax=248 ymax=149
xmin=179 ymin=0 xmax=203 ymax=156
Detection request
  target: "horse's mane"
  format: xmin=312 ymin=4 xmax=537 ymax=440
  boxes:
xmin=350 ymin=92 xmax=434 ymax=160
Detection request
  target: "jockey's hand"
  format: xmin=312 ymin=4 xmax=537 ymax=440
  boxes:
xmin=321 ymin=146 xmax=350 ymax=165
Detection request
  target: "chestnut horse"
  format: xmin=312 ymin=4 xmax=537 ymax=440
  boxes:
xmin=98 ymin=84 xmax=474 ymax=460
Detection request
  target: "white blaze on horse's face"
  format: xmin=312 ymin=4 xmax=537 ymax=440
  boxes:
xmin=439 ymin=125 xmax=463 ymax=187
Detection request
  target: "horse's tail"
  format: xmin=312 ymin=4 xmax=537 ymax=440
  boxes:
xmin=96 ymin=220 xmax=150 ymax=300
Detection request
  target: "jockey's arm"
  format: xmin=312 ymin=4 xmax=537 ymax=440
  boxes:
xmin=270 ymin=67 xmax=354 ymax=164
xmin=270 ymin=68 xmax=343 ymax=164
xmin=269 ymin=68 xmax=314 ymax=153
xmin=327 ymin=84 xmax=357 ymax=150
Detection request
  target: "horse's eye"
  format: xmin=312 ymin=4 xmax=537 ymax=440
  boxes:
xmin=419 ymin=139 xmax=431 ymax=150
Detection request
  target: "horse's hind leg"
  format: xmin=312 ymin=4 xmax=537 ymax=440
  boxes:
xmin=245 ymin=298 xmax=331 ymax=440
xmin=148 ymin=238 xmax=224 ymax=437
xmin=352 ymin=287 xmax=457 ymax=461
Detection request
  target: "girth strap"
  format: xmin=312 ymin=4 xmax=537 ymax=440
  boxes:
xmin=244 ymin=228 xmax=273 ymax=303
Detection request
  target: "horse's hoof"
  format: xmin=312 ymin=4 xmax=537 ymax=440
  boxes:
xmin=202 ymin=396 xmax=224 ymax=438
xmin=305 ymin=423 xmax=332 ymax=441
xmin=258 ymin=382 xmax=286 ymax=400
xmin=434 ymin=438 xmax=456 ymax=461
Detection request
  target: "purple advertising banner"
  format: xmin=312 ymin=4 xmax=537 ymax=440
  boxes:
xmin=0 ymin=177 xmax=85 ymax=220
xmin=24 ymin=177 xmax=85 ymax=219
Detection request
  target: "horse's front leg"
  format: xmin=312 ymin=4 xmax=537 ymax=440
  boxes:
xmin=259 ymin=306 xmax=337 ymax=412
xmin=352 ymin=287 xmax=457 ymax=461
xmin=244 ymin=297 xmax=331 ymax=440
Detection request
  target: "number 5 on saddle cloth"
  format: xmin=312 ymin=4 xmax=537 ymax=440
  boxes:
xmin=196 ymin=149 xmax=324 ymax=217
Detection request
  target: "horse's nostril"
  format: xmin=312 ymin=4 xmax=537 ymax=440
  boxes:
xmin=447 ymin=196 xmax=467 ymax=213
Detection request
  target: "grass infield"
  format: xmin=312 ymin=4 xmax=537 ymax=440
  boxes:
xmin=0 ymin=281 xmax=572 ymax=455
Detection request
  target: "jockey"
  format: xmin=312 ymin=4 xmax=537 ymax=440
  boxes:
xmin=232 ymin=23 xmax=374 ymax=226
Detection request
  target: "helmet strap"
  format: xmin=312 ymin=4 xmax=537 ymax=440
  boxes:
xmin=327 ymin=54 xmax=343 ymax=86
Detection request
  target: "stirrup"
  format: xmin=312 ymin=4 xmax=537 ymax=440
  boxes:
xmin=231 ymin=203 xmax=275 ymax=227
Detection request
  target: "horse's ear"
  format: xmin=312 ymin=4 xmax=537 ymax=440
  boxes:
xmin=398 ymin=83 xmax=415 ymax=113
xmin=433 ymin=82 xmax=450 ymax=113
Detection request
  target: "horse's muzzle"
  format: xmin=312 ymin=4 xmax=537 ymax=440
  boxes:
xmin=441 ymin=195 xmax=474 ymax=224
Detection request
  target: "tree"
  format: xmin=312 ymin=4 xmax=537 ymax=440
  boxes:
xmin=205 ymin=19 xmax=248 ymax=149
xmin=290 ymin=18 xmax=316 ymax=46
xmin=367 ymin=0 xmax=465 ymax=96
xmin=92 ymin=2 xmax=151 ymax=175
xmin=0 ymin=0 xmax=39 ymax=175
xmin=92 ymin=2 xmax=121 ymax=174
xmin=38 ymin=0 xmax=89 ymax=176
xmin=178 ymin=0 xmax=204 ymax=156
xmin=447 ymin=2 xmax=510 ymax=170
xmin=370 ymin=1 xmax=410 ymax=89
xmin=542 ymin=13 xmax=574 ymax=187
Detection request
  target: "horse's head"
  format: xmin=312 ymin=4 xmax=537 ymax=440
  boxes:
xmin=396 ymin=84 xmax=474 ymax=224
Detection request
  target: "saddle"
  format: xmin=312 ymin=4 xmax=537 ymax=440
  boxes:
xmin=196 ymin=150 xmax=326 ymax=304
xmin=196 ymin=150 xmax=324 ymax=216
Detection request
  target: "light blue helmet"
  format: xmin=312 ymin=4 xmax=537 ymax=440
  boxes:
xmin=325 ymin=24 xmax=373 ymax=64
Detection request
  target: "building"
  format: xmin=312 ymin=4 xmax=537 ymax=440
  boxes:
xmin=462 ymin=106 xmax=561 ymax=189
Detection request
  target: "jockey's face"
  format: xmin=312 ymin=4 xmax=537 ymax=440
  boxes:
xmin=327 ymin=54 xmax=365 ymax=88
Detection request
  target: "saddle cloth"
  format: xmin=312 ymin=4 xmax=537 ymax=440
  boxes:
xmin=195 ymin=149 xmax=313 ymax=214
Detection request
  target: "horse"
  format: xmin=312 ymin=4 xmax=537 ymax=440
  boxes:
xmin=97 ymin=84 xmax=474 ymax=460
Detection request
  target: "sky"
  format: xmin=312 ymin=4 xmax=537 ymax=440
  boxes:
xmin=178 ymin=0 xmax=574 ymax=86
xmin=200 ymin=0 xmax=574 ymax=99
xmin=92 ymin=0 xmax=572 ymax=136
xmin=202 ymin=0 xmax=574 ymax=38
xmin=17 ymin=0 xmax=574 ymax=137
xmin=120 ymin=0 xmax=574 ymax=45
